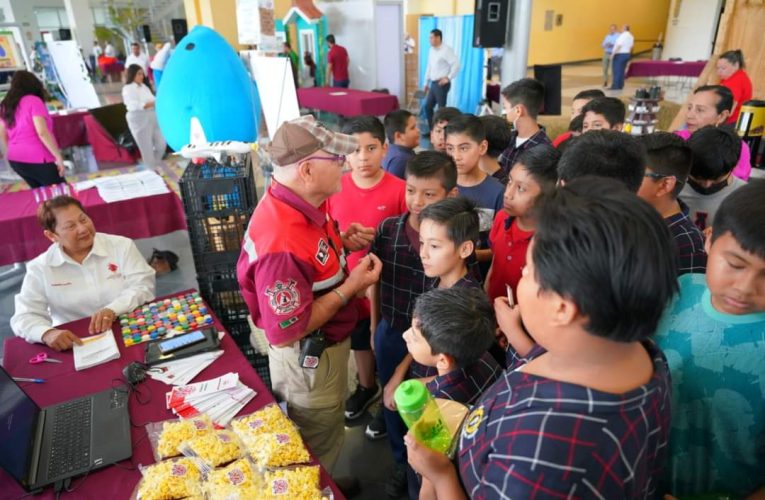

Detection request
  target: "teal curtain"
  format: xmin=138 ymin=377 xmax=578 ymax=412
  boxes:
xmin=419 ymin=15 xmax=483 ymax=114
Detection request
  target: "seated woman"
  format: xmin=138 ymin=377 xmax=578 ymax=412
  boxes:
xmin=11 ymin=196 xmax=156 ymax=351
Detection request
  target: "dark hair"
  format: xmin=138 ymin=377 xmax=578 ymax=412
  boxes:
xmin=687 ymin=125 xmax=740 ymax=180
xmin=342 ymin=115 xmax=385 ymax=144
xmin=413 ymin=287 xmax=495 ymax=368
xmin=406 ymin=151 xmax=457 ymax=191
xmin=444 ymin=114 xmax=486 ymax=143
xmin=430 ymin=29 xmax=443 ymax=40
xmin=514 ymin=144 xmax=560 ymax=192
xmin=500 ymin=78 xmax=545 ymax=119
xmin=37 ymin=195 xmax=87 ymax=232
xmin=531 ymin=176 xmax=678 ymax=342
xmin=712 ymin=180 xmax=765 ymax=259
xmin=638 ymin=132 xmax=692 ymax=197
xmin=557 ymin=130 xmax=646 ymax=192
xmin=383 ymin=109 xmax=414 ymax=143
xmin=694 ymin=85 xmax=734 ymax=115
xmin=125 ymin=64 xmax=147 ymax=85
xmin=568 ymin=114 xmax=584 ymax=133
xmin=582 ymin=97 xmax=626 ymax=127
xmin=0 ymin=71 xmax=47 ymax=128
xmin=419 ymin=197 xmax=480 ymax=247
xmin=326 ymin=34 xmax=336 ymax=44
xmin=479 ymin=115 xmax=512 ymax=158
xmin=432 ymin=106 xmax=461 ymax=126
xmin=573 ymin=89 xmax=605 ymax=101
xmin=720 ymin=49 xmax=745 ymax=69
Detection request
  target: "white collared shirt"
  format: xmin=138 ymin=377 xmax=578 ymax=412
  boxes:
xmin=125 ymin=52 xmax=149 ymax=72
xmin=122 ymin=82 xmax=155 ymax=112
xmin=424 ymin=43 xmax=460 ymax=82
xmin=613 ymin=31 xmax=634 ymax=54
xmin=11 ymin=233 xmax=156 ymax=344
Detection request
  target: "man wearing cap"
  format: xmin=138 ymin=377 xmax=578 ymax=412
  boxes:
xmin=237 ymin=115 xmax=382 ymax=472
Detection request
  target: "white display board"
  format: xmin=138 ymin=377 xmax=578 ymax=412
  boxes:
xmin=244 ymin=53 xmax=300 ymax=140
xmin=46 ymin=40 xmax=100 ymax=109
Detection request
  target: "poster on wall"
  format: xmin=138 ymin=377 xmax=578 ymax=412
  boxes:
xmin=237 ymin=0 xmax=278 ymax=50
xmin=0 ymin=32 xmax=22 ymax=69
xmin=46 ymin=40 xmax=100 ymax=109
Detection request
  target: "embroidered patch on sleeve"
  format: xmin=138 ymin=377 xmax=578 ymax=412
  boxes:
xmin=316 ymin=239 xmax=330 ymax=265
xmin=278 ymin=316 xmax=299 ymax=329
xmin=265 ymin=279 xmax=300 ymax=315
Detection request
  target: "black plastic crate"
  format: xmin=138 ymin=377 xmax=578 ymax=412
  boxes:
xmin=179 ymin=157 xmax=257 ymax=216
xmin=223 ymin=318 xmax=252 ymax=346
xmin=187 ymin=209 xmax=253 ymax=271
xmin=198 ymin=269 xmax=250 ymax=326
xmin=240 ymin=344 xmax=271 ymax=389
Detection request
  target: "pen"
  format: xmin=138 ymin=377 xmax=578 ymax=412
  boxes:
xmin=13 ymin=377 xmax=45 ymax=383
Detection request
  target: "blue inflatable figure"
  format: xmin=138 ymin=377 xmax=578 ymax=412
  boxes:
xmin=156 ymin=26 xmax=259 ymax=152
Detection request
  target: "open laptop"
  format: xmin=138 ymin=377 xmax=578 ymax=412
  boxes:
xmin=0 ymin=366 xmax=132 ymax=492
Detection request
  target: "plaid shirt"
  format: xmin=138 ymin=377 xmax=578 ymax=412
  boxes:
xmin=458 ymin=341 xmax=672 ymax=499
xmin=498 ymin=128 xmax=552 ymax=174
xmin=666 ymin=200 xmax=707 ymax=275
xmin=424 ymin=351 xmax=501 ymax=405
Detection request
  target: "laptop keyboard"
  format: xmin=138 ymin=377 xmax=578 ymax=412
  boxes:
xmin=47 ymin=398 xmax=92 ymax=478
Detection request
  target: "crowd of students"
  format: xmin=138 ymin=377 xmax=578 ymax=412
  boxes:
xmin=323 ymin=75 xmax=764 ymax=498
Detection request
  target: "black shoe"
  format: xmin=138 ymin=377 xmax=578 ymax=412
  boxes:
xmin=365 ymin=408 xmax=387 ymax=440
xmin=333 ymin=476 xmax=361 ymax=498
xmin=345 ymin=383 xmax=381 ymax=420
xmin=385 ymin=463 xmax=407 ymax=497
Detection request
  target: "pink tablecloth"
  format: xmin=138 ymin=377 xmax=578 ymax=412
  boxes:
xmin=297 ymin=87 xmax=400 ymax=116
xmin=51 ymin=110 xmax=90 ymax=149
xmin=0 ymin=186 xmax=187 ymax=266
xmin=625 ymin=60 xmax=706 ymax=78
xmin=0 ymin=291 xmax=342 ymax=499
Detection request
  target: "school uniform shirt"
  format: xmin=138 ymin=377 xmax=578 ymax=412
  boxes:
xmin=382 ymin=144 xmax=415 ymax=180
xmin=721 ymin=69 xmax=752 ymax=125
xmin=458 ymin=341 xmax=672 ymax=498
xmin=457 ymin=175 xmax=504 ymax=247
xmin=424 ymin=351 xmax=500 ymax=406
xmin=424 ymin=44 xmax=460 ymax=82
xmin=237 ymin=182 xmax=358 ymax=346
xmin=11 ymin=233 xmax=156 ymax=343
xmin=487 ymin=212 xmax=533 ymax=302
xmin=665 ymin=200 xmax=707 ymax=275
xmin=125 ymin=52 xmax=150 ymax=72
xmin=655 ymin=273 xmax=765 ymax=497
xmin=122 ymin=82 xmax=155 ymax=112
xmin=679 ymin=175 xmax=747 ymax=231
xmin=497 ymin=128 xmax=551 ymax=175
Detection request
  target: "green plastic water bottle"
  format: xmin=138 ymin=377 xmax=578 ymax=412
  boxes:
xmin=394 ymin=379 xmax=452 ymax=454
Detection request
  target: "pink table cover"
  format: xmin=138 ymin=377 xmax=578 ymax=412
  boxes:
xmin=0 ymin=291 xmax=343 ymax=499
xmin=297 ymin=87 xmax=400 ymax=116
xmin=625 ymin=60 xmax=706 ymax=78
xmin=0 ymin=186 xmax=187 ymax=266
xmin=51 ymin=111 xmax=89 ymax=149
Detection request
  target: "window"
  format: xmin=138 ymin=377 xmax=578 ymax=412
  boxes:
xmin=92 ymin=7 xmax=110 ymax=26
xmin=35 ymin=8 xmax=69 ymax=30
xmin=300 ymin=29 xmax=315 ymax=58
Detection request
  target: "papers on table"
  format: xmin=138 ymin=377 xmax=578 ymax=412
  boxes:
xmin=73 ymin=329 xmax=121 ymax=371
xmin=165 ymin=373 xmax=256 ymax=426
xmin=148 ymin=350 xmax=225 ymax=386
xmin=329 ymin=91 xmax=348 ymax=96
xmin=93 ymin=170 xmax=169 ymax=202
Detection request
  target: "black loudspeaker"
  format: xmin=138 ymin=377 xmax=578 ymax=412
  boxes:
xmin=171 ymin=19 xmax=188 ymax=44
xmin=141 ymin=24 xmax=152 ymax=43
xmin=473 ymin=0 xmax=511 ymax=48
xmin=534 ymin=65 xmax=562 ymax=115
xmin=58 ymin=28 xmax=72 ymax=41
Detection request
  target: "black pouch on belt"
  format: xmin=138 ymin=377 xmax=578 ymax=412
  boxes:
xmin=299 ymin=330 xmax=327 ymax=369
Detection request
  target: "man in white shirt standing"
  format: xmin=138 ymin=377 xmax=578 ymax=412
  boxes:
xmin=423 ymin=29 xmax=460 ymax=128
xmin=609 ymin=24 xmax=634 ymax=90
xmin=125 ymin=42 xmax=149 ymax=74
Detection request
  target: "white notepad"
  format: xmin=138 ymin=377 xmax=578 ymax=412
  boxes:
xmin=73 ymin=329 xmax=121 ymax=371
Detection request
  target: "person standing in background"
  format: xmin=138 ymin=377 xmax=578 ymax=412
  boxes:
xmin=125 ymin=42 xmax=149 ymax=74
xmin=302 ymin=52 xmax=317 ymax=88
xmin=149 ymin=42 xmax=173 ymax=90
xmin=601 ymin=24 xmax=619 ymax=87
xmin=282 ymin=42 xmax=299 ymax=88
xmin=423 ymin=29 xmax=460 ymax=128
xmin=716 ymin=50 xmax=752 ymax=125
xmin=326 ymin=35 xmax=350 ymax=88
xmin=609 ymin=24 xmax=634 ymax=90
xmin=122 ymin=65 xmax=166 ymax=169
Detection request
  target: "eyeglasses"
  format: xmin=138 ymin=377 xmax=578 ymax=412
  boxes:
xmin=644 ymin=172 xmax=676 ymax=181
xmin=304 ymin=155 xmax=346 ymax=166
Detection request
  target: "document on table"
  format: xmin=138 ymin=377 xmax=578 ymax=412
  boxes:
xmin=94 ymin=170 xmax=169 ymax=202
xmin=73 ymin=329 xmax=121 ymax=371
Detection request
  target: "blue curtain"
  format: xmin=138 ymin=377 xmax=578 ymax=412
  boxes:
xmin=419 ymin=15 xmax=483 ymax=114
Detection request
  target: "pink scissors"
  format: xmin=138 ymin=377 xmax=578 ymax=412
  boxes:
xmin=29 ymin=352 xmax=62 ymax=364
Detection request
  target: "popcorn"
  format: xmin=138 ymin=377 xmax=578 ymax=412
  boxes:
xmin=231 ymin=405 xmax=310 ymax=467
xmin=260 ymin=465 xmax=322 ymax=500
xmin=137 ymin=458 xmax=203 ymax=500
xmin=204 ymin=458 xmax=262 ymax=500
xmin=183 ymin=430 xmax=243 ymax=467
xmin=156 ymin=416 xmax=214 ymax=459
xmin=231 ymin=404 xmax=288 ymax=437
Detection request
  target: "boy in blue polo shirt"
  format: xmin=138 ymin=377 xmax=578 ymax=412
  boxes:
xmin=656 ymin=181 xmax=765 ymax=498
xmin=382 ymin=109 xmax=420 ymax=179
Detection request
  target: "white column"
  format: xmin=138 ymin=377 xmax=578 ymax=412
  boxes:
xmin=63 ymin=0 xmax=95 ymax=53
xmin=500 ymin=0 xmax=532 ymax=87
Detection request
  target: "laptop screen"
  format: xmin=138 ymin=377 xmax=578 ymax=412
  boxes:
xmin=0 ymin=367 xmax=40 ymax=484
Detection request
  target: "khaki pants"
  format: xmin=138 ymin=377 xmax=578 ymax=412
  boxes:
xmin=268 ymin=337 xmax=350 ymax=472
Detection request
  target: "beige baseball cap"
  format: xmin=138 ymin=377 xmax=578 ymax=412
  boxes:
xmin=269 ymin=115 xmax=357 ymax=166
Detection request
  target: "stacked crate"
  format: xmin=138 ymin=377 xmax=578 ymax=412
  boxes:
xmin=179 ymin=156 xmax=270 ymax=387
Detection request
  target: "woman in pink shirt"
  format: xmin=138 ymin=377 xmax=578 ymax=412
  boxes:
xmin=0 ymin=71 xmax=65 ymax=187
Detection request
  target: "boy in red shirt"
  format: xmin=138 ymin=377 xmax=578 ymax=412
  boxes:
xmin=327 ymin=115 xmax=407 ymax=421
xmin=485 ymin=145 xmax=559 ymax=302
